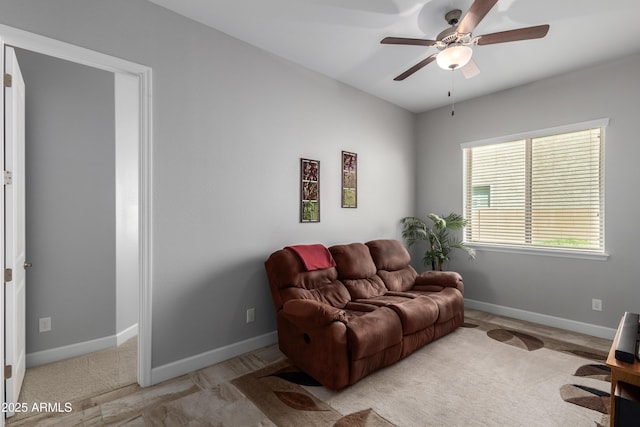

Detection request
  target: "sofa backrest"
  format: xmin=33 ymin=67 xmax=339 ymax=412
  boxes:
xmin=329 ymin=243 xmax=387 ymax=299
xmin=366 ymin=239 xmax=418 ymax=292
xmin=264 ymin=247 xmax=351 ymax=310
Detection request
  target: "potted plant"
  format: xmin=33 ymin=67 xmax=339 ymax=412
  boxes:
xmin=401 ymin=213 xmax=475 ymax=271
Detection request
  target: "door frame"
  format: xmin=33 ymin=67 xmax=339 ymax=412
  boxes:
xmin=0 ymin=24 xmax=153 ymax=409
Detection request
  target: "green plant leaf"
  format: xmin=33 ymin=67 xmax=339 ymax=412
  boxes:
xmin=400 ymin=212 xmax=475 ymax=269
xmin=428 ymin=213 xmax=446 ymax=230
xmin=441 ymin=213 xmax=468 ymax=230
xmin=400 ymin=217 xmax=428 ymax=247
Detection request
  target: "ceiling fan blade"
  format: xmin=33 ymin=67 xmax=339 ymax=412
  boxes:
xmin=460 ymin=59 xmax=481 ymax=79
xmin=477 ymin=24 xmax=550 ymax=45
xmin=457 ymin=0 xmax=498 ymax=34
xmin=393 ymin=54 xmax=438 ymax=81
xmin=381 ymin=37 xmax=437 ymax=47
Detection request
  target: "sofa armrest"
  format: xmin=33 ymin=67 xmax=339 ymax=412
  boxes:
xmin=281 ymin=299 xmax=348 ymax=329
xmin=414 ymin=271 xmax=463 ymax=293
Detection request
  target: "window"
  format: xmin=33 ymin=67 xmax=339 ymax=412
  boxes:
xmin=462 ymin=120 xmax=606 ymax=255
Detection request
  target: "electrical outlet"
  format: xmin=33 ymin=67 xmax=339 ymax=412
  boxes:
xmin=591 ymin=299 xmax=602 ymax=312
xmin=39 ymin=317 xmax=52 ymax=332
xmin=246 ymin=308 xmax=255 ymax=323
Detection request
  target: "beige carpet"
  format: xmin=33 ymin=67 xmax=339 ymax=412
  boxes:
xmin=233 ymin=318 xmax=610 ymax=426
xmin=9 ymin=337 xmax=137 ymax=423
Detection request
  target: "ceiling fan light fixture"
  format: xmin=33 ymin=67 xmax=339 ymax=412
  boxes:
xmin=436 ymin=45 xmax=473 ymax=70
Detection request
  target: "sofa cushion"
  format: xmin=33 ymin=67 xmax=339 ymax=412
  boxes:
xmin=330 ymin=243 xmax=387 ymax=299
xmin=341 ymin=276 xmax=388 ymax=299
xmin=344 ymin=301 xmax=379 ymax=313
xmin=329 ymin=243 xmax=377 ymax=279
xmin=266 ymin=248 xmax=338 ymax=289
xmin=353 ymin=294 xmax=414 ymax=306
xmin=280 ymin=282 xmax=351 ymax=309
xmin=354 ymin=295 xmax=439 ymax=336
xmin=281 ymin=299 xmax=348 ymax=329
xmin=388 ymin=297 xmax=439 ymax=335
xmin=265 ymin=248 xmax=347 ymax=310
xmin=377 ymin=267 xmax=418 ymax=292
xmin=366 ymin=240 xmax=418 ymax=292
xmin=345 ymin=306 xmax=402 ymax=360
xmin=422 ymin=288 xmax=464 ymax=324
xmin=366 ymin=239 xmax=411 ymax=271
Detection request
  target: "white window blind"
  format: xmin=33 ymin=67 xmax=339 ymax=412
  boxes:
xmin=463 ymin=124 xmax=605 ymax=253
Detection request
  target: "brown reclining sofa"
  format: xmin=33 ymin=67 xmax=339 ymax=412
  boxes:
xmin=264 ymin=239 xmax=464 ymax=390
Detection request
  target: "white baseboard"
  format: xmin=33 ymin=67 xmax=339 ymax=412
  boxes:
xmin=26 ymin=324 xmax=139 ymax=368
xmin=465 ymin=299 xmax=617 ymax=340
xmin=150 ymin=331 xmax=278 ymax=386
xmin=27 ymin=335 xmax=116 ymax=368
xmin=117 ymin=323 xmax=139 ymax=346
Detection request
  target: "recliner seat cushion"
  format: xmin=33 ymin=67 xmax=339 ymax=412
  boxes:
xmin=388 ymin=296 xmax=439 ymax=335
xmin=422 ymin=288 xmax=464 ymax=323
xmin=355 ymin=295 xmax=439 ymax=336
xmin=345 ymin=307 xmax=402 ymax=360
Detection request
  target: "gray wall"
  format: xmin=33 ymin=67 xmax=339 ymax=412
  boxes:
xmin=15 ymin=49 xmax=116 ymax=353
xmin=0 ymin=0 xmax=416 ymax=368
xmin=416 ymin=53 xmax=640 ymax=331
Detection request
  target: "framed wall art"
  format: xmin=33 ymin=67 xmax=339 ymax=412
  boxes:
xmin=300 ymin=158 xmax=320 ymax=222
xmin=341 ymin=151 xmax=357 ymax=208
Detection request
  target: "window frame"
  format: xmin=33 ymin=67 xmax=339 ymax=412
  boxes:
xmin=461 ymin=118 xmax=609 ymax=261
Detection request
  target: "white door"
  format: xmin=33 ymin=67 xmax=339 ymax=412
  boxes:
xmin=4 ymin=45 xmax=26 ymax=419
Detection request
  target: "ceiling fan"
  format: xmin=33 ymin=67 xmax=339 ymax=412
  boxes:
xmin=381 ymin=0 xmax=550 ymax=81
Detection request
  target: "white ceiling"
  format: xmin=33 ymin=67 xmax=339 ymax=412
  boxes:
xmin=148 ymin=0 xmax=640 ymax=113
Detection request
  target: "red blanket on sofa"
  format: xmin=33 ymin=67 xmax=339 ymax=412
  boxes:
xmin=286 ymin=244 xmax=336 ymax=271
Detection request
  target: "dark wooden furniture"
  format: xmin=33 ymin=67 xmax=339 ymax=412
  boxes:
xmin=606 ymin=317 xmax=640 ymax=426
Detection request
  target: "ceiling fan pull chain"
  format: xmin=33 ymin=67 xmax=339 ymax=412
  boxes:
xmin=449 ymin=69 xmax=455 ymax=116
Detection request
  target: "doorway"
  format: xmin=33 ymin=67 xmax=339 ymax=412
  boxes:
xmin=16 ymin=47 xmax=124 ymax=367
xmin=0 ymin=24 xmax=152 ymax=426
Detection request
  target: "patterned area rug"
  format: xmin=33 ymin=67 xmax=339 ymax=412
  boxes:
xmin=232 ymin=318 xmax=611 ymax=426
xmin=470 ymin=320 xmax=611 ymax=426
xmin=232 ymin=360 xmax=393 ymax=427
